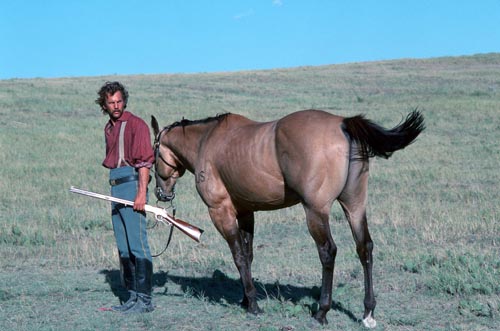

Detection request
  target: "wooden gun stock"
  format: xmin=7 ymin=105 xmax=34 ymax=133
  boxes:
xmin=69 ymin=186 xmax=203 ymax=242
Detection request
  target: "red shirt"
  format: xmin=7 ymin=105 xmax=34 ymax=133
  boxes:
xmin=102 ymin=111 xmax=155 ymax=169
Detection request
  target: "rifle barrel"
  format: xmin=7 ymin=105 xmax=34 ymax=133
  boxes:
xmin=70 ymin=186 xmax=133 ymax=206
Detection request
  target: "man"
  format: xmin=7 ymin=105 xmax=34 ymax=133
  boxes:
xmin=95 ymin=81 xmax=155 ymax=313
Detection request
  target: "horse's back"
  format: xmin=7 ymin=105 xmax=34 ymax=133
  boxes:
xmin=203 ymin=110 xmax=351 ymax=211
xmin=276 ymin=108 xmax=344 ymax=129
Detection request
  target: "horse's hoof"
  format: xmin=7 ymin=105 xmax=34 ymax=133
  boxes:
xmin=248 ymin=306 xmax=264 ymax=315
xmin=242 ymin=300 xmax=263 ymax=315
xmin=313 ymin=313 xmax=328 ymax=325
xmin=362 ymin=312 xmax=377 ymax=328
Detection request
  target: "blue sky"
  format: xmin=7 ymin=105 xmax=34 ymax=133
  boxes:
xmin=1 ymin=0 xmax=499 ymax=79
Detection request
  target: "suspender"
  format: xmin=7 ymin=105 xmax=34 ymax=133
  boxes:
xmin=117 ymin=122 xmax=131 ymax=167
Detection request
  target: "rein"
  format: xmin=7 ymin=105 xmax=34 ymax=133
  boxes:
xmin=148 ymin=197 xmax=176 ymax=257
xmin=149 ymin=125 xmax=178 ymax=256
xmin=148 ymin=157 xmax=176 ymax=257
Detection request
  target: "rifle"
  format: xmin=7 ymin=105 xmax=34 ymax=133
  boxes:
xmin=69 ymin=186 xmax=203 ymax=242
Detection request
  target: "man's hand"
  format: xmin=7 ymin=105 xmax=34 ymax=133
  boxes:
xmin=133 ymin=192 xmax=147 ymax=211
xmin=133 ymin=167 xmax=150 ymax=211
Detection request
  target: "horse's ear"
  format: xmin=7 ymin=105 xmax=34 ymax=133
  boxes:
xmin=151 ymin=115 xmax=160 ymax=136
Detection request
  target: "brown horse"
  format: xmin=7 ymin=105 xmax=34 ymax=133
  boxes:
xmin=151 ymin=109 xmax=424 ymax=327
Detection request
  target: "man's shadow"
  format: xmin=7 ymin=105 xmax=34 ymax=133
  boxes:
xmin=99 ymin=268 xmax=359 ymax=322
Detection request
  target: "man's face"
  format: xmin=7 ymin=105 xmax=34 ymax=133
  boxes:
xmin=104 ymin=91 xmax=125 ymax=122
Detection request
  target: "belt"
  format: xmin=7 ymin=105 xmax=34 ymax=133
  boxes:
xmin=109 ymin=175 xmax=138 ymax=186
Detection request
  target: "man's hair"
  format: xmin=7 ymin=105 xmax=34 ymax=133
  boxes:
xmin=95 ymin=81 xmax=129 ymax=114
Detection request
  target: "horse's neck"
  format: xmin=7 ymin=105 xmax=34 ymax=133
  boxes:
xmin=170 ymin=121 xmax=219 ymax=171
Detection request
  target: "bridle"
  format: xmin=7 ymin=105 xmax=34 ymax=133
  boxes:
xmin=153 ymin=126 xmax=179 ymax=202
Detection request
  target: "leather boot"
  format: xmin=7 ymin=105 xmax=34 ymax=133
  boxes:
xmin=123 ymin=258 xmax=154 ymax=313
xmin=112 ymin=257 xmax=137 ymax=312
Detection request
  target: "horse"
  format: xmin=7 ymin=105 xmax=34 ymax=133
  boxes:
xmin=151 ymin=109 xmax=424 ymax=327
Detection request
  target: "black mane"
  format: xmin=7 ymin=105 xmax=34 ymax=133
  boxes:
xmin=164 ymin=113 xmax=231 ymax=131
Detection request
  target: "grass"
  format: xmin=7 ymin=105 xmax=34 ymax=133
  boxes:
xmin=1 ymin=53 xmax=499 ymax=330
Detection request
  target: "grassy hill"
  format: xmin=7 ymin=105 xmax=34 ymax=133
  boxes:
xmin=0 ymin=54 xmax=499 ymax=330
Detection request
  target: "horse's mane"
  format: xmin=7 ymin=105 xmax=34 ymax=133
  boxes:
xmin=165 ymin=113 xmax=231 ymax=131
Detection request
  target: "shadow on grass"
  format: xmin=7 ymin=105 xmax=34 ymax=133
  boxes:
xmin=99 ymin=268 xmax=359 ymax=323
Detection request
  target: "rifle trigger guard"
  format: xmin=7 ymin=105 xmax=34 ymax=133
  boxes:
xmin=155 ymin=213 xmax=172 ymax=227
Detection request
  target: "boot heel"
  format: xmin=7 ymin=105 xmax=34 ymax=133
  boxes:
xmin=111 ymin=291 xmax=137 ymax=312
xmin=122 ymin=294 xmax=154 ymax=314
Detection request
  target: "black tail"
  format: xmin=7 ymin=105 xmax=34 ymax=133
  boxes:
xmin=342 ymin=109 xmax=425 ymax=160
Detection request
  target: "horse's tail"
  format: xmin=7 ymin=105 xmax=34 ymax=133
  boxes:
xmin=342 ymin=109 xmax=425 ymax=160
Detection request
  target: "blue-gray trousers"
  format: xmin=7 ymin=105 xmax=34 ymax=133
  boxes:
xmin=110 ymin=166 xmax=152 ymax=262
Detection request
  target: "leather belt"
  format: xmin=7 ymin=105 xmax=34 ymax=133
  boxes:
xmin=109 ymin=175 xmax=138 ymax=186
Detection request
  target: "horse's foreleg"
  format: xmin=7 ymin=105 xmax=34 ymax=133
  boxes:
xmin=209 ymin=208 xmax=261 ymax=315
xmin=304 ymin=207 xmax=337 ymax=325
xmin=236 ymin=213 xmax=260 ymax=313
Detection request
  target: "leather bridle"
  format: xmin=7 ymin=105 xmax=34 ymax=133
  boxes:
xmin=153 ymin=126 xmax=178 ymax=202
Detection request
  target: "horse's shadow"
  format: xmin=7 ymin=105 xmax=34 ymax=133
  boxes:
xmin=99 ymin=268 xmax=358 ymax=322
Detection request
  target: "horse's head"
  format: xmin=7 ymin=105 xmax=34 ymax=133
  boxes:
xmin=151 ymin=116 xmax=186 ymax=202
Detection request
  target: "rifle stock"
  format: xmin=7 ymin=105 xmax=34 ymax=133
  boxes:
xmin=69 ymin=186 xmax=203 ymax=242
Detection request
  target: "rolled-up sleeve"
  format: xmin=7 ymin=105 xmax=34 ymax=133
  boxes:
xmin=128 ymin=116 xmax=155 ymax=169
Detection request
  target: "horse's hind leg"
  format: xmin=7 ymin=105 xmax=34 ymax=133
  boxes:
xmin=303 ymin=205 xmax=337 ymax=325
xmin=338 ymin=162 xmax=377 ymax=328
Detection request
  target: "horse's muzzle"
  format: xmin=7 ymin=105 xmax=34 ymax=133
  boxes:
xmin=155 ymin=186 xmax=175 ymax=202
